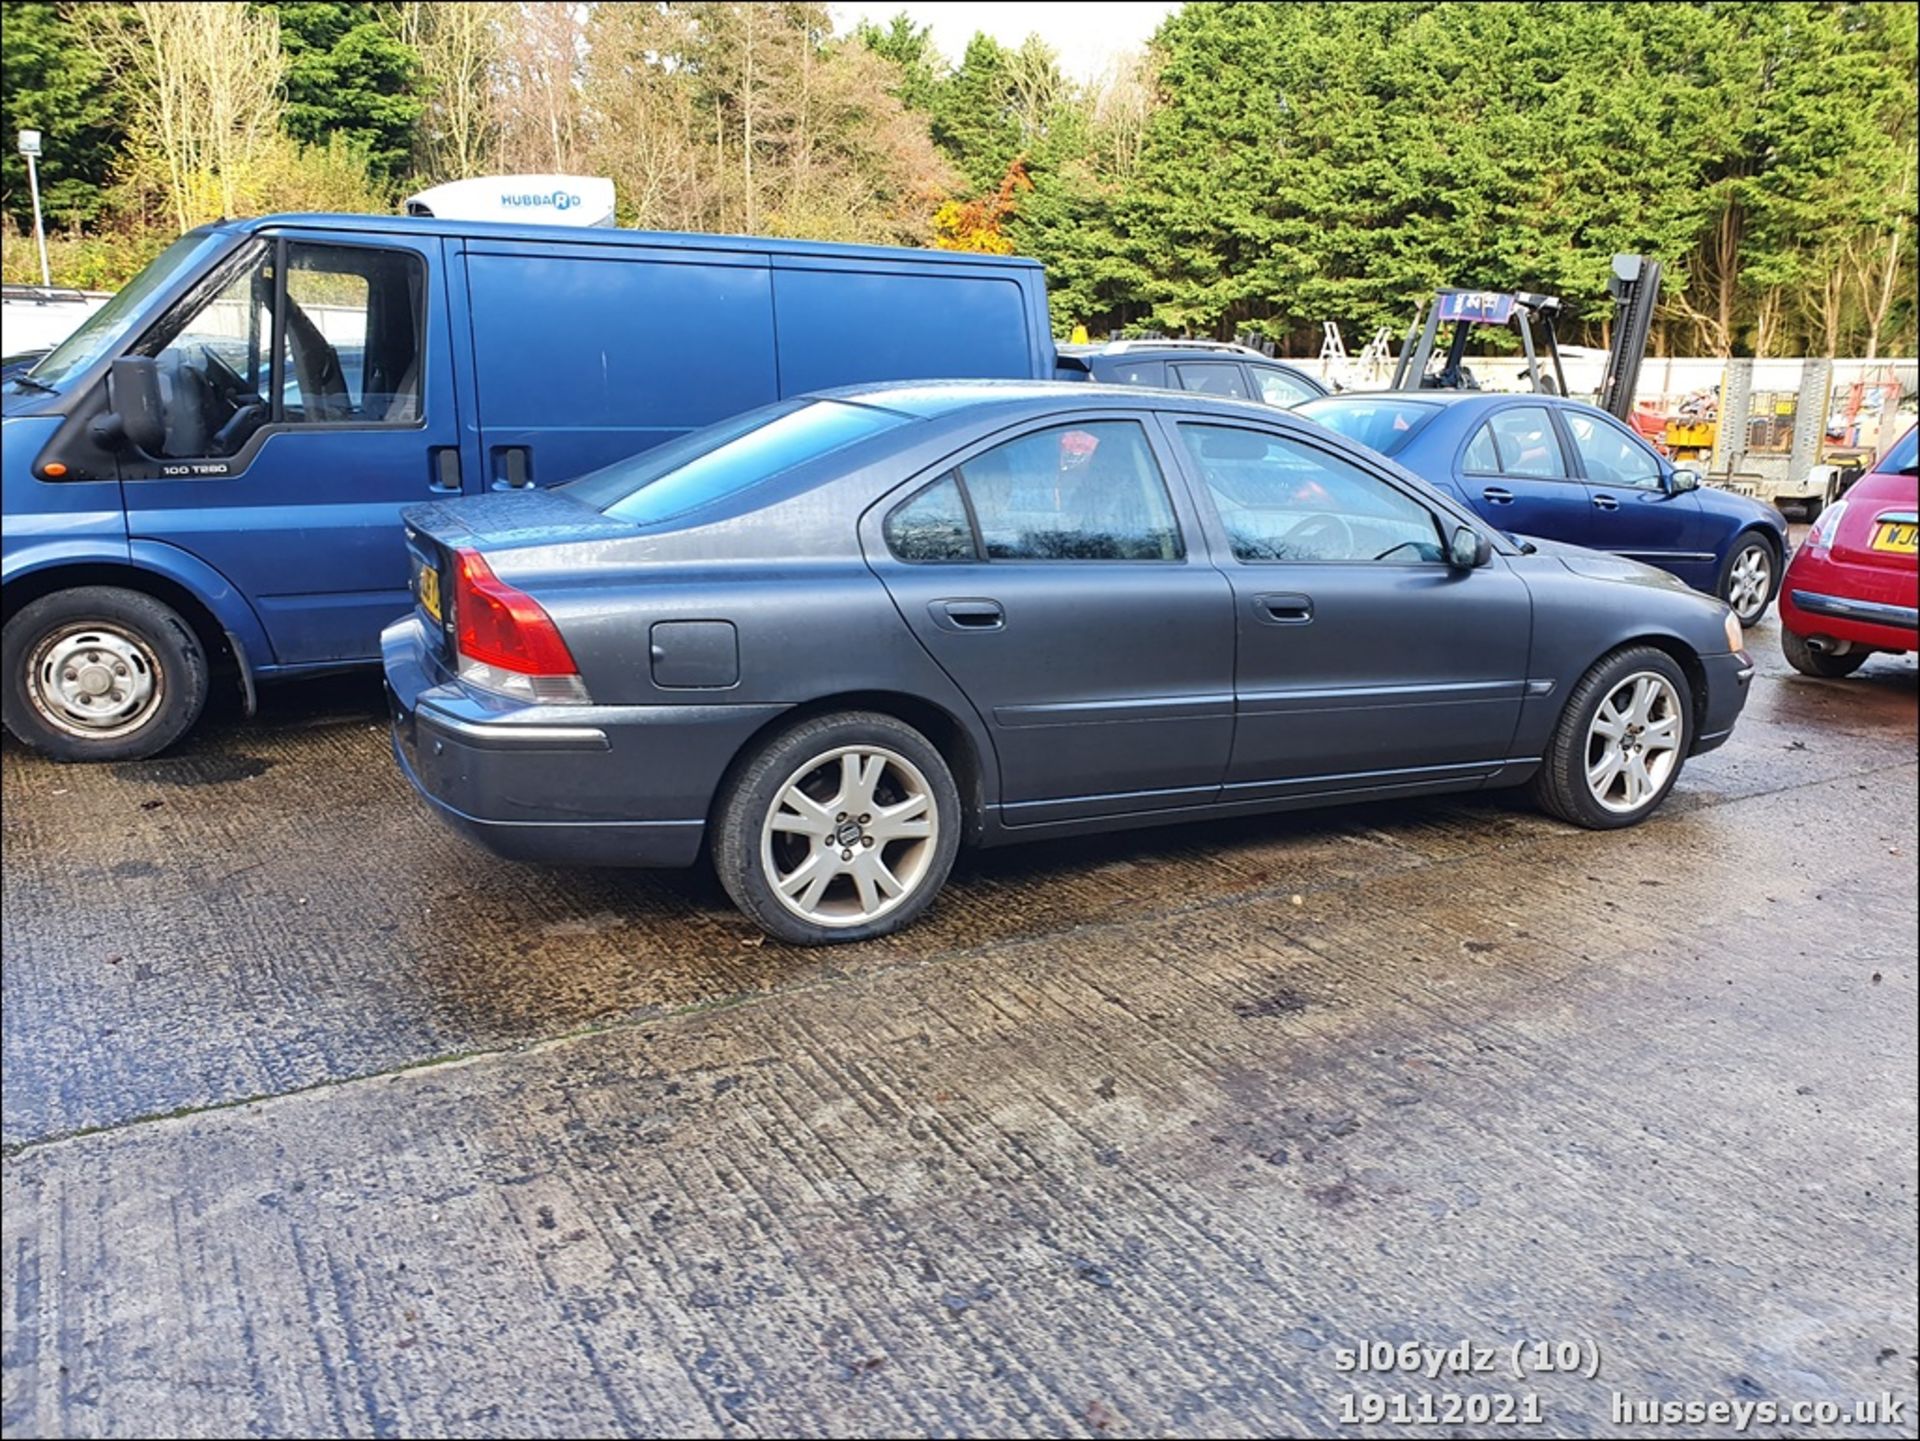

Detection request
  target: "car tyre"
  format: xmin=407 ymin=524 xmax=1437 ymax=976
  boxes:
xmin=1529 ymin=646 xmax=1693 ymax=830
xmin=1718 ymin=534 xmax=1777 ymax=628
xmin=713 ymin=710 xmax=962 ymax=944
xmin=1781 ymin=628 xmax=1868 ymax=679
xmin=2 ymin=587 xmax=209 ymax=762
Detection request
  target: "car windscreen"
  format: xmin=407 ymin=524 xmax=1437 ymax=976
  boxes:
xmin=1880 ymin=426 xmax=1918 ymax=476
xmin=561 ymin=398 xmax=913 ymax=525
xmin=1294 ymin=396 xmax=1442 ymax=457
xmin=17 ymin=230 xmax=225 ymax=391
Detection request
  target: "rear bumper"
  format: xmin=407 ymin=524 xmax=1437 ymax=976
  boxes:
xmin=1691 ymin=649 xmax=1756 ymax=756
xmin=383 ymin=617 xmax=784 ymax=869
xmin=1781 ymin=588 xmax=1917 ymax=653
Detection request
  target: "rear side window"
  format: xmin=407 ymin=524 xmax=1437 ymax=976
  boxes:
xmin=886 ymin=421 xmax=1183 ymax=562
xmin=1294 ymin=396 xmax=1440 ymax=456
xmin=885 ymin=476 xmax=974 ymax=561
xmin=1172 ymin=362 xmax=1249 ymax=399
xmin=1485 ymin=406 xmax=1569 ymax=479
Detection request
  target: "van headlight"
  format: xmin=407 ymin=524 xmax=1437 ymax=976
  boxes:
xmin=1724 ymin=609 xmax=1744 ymax=652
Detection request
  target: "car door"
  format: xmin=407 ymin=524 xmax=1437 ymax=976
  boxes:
xmin=1557 ymin=405 xmax=1705 ymax=569
xmin=863 ymin=415 xmax=1235 ymax=825
xmin=1167 ymin=416 xmax=1532 ymax=798
xmin=120 ymin=230 xmax=466 ymax=666
xmin=1458 ymin=403 xmax=1591 ymax=546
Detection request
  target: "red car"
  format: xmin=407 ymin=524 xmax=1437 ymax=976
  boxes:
xmin=1778 ymin=424 xmax=1918 ymax=677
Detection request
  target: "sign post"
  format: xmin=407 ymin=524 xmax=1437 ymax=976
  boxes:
xmin=17 ymin=129 xmax=52 ymax=287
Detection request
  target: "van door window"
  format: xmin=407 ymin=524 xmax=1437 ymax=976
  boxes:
xmin=135 ymin=239 xmax=425 ymax=462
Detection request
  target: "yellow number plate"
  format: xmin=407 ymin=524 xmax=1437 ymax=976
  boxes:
xmin=416 ymin=559 xmax=442 ymax=622
xmin=1870 ymin=521 xmax=1918 ymax=555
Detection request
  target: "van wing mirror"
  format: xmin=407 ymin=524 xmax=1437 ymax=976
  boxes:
xmin=1667 ymin=466 xmax=1702 ymax=494
xmin=1447 ymin=524 xmax=1493 ymax=570
xmin=105 ymin=357 xmax=165 ymax=454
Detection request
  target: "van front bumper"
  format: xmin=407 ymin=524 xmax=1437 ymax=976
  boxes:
xmin=383 ymin=617 xmax=784 ymax=869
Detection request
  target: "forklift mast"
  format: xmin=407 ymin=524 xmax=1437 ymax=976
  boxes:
xmin=1391 ymin=254 xmax=1657 ymax=413
xmin=1595 ymin=254 xmax=1661 ymax=421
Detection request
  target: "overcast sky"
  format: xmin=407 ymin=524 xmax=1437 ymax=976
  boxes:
xmin=830 ymin=1 xmax=1180 ymax=82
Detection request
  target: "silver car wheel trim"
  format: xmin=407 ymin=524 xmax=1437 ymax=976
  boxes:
xmin=1728 ymin=545 xmax=1770 ymax=619
xmin=27 ymin=624 xmax=163 ymax=740
xmin=1585 ymin=671 xmax=1683 ymax=814
xmin=761 ymin=744 xmax=938 ymax=928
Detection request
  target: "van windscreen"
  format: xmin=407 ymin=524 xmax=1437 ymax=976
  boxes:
xmin=562 ymin=399 xmax=911 ymax=524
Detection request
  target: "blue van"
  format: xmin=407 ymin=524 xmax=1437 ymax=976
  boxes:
xmin=1 ymin=213 xmax=1056 ymax=759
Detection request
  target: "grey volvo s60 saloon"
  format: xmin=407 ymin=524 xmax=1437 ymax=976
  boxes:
xmin=384 ymin=381 xmax=1755 ymax=943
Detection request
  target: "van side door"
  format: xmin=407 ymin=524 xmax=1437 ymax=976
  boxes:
xmin=458 ymin=238 xmax=778 ymax=486
xmin=119 ymin=230 xmax=466 ymax=667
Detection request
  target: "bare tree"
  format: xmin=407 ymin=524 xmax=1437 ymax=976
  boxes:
xmin=400 ymin=2 xmax=509 ymax=182
xmin=88 ymin=2 xmax=285 ymax=230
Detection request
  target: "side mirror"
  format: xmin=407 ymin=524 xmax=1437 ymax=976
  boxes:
xmin=103 ymin=356 xmax=165 ymax=454
xmin=1667 ymin=466 xmax=1702 ymax=494
xmin=1447 ymin=524 xmax=1493 ymax=570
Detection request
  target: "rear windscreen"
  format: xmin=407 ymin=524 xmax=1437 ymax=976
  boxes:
xmin=561 ymin=398 xmax=911 ymax=525
xmin=1294 ymin=396 xmax=1442 ymax=456
xmin=1880 ymin=426 xmax=1918 ymax=475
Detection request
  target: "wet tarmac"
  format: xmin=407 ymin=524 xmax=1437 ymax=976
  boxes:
xmin=2 ymin=615 xmax=1915 ymax=1437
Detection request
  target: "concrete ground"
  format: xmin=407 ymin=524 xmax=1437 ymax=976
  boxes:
xmin=2 ymin=614 xmax=1915 ymax=1439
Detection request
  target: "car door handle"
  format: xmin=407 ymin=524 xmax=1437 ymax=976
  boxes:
xmin=1592 ymin=493 xmax=1620 ymax=511
xmin=932 ymin=599 xmax=1004 ymax=632
xmin=1482 ymin=486 xmax=1515 ymax=504
xmin=1255 ymin=592 xmax=1313 ymax=624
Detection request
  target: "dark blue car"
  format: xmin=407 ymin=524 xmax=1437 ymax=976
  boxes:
xmin=1297 ymin=392 xmax=1789 ymax=627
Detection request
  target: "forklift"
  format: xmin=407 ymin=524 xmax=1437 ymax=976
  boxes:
xmin=1390 ymin=255 xmax=1660 ymax=424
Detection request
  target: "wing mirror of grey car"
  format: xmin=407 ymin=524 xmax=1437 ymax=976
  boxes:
xmin=1666 ymin=466 xmax=1703 ymax=494
xmin=95 ymin=356 xmax=166 ymax=454
xmin=1447 ymin=524 xmax=1493 ymax=570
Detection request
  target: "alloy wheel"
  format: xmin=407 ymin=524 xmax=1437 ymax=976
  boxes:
xmin=1585 ymin=671 xmax=1683 ymax=814
xmin=1727 ymin=544 xmax=1771 ymax=622
xmin=760 ymin=744 xmax=940 ymax=927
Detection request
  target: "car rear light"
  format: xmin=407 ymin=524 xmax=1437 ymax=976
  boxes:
xmin=451 ymin=548 xmax=590 ymax=703
xmin=1805 ymin=500 xmax=1848 ymax=554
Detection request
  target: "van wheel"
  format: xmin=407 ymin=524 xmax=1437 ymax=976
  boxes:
xmin=713 ymin=710 xmax=961 ymax=944
xmin=1529 ymin=646 xmax=1692 ymax=830
xmin=2 ymin=587 xmax=209 ymax=761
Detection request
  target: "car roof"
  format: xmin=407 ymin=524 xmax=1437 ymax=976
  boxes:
xmin=818 ymin=377 xmax=1315 ymax=424
xmin=1060 ymin=341 xmax=1311 ymax=367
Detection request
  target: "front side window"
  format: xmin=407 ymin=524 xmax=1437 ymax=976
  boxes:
xmin=1178 ymin=423 xmax=1445 ymax=563
xmin=1485 ymin=406 xmax=1569 ymax=479
xmin=1564 ymin=410 xmax=1663 ymax=489
xmin=1172 ymin=362 xmax=1250 ymax=400
xmin=135 ymin=239 xmax=425 ymax=459
xmin=1251 ymin=366 xmax=1319 ymax=408
xmin=886 ymin=421 xmax=1183 ymax=563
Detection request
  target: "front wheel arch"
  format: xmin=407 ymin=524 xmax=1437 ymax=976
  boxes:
xmin=3 ymin=562 xmax=246 ymax=709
